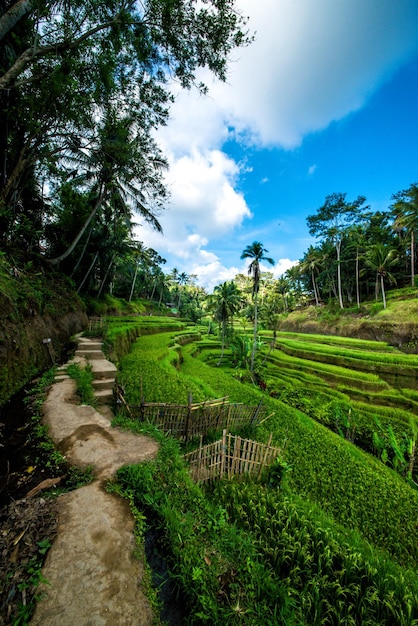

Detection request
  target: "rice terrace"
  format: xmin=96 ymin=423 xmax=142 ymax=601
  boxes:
xmin=101 ymin=308 xmax=418 ymax=625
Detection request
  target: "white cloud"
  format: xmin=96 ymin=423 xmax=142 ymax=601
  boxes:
xmin=272 ymin=258 xmax=299 ymax=279
xmin=220 ymin=0 xmax=418 ymax=147
xmin=140 ymin=0 xmax=418 ymax=286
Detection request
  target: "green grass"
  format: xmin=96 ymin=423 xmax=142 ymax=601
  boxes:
xmin=113 ymin=425 xmax=296 ymax=625
xmin=66 ymin=363 xmax=97 ymax=406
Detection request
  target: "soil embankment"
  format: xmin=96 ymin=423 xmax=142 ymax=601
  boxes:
xmin=29 ymin=339 xmax=158 ymax=626
xmin=277 ymin=303 xmax=418 ymax=350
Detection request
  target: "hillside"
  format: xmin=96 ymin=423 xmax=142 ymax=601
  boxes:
xmin=0 ymin=254 xmax=87 ymax=408
xmin=276 ymin=289 xmax=418 ymax=351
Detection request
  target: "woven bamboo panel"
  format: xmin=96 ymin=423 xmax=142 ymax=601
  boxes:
xmin=117 ymin=392 xmax=273 ymax=441
xmin=184 ymin=431 xmax=279 ymax=482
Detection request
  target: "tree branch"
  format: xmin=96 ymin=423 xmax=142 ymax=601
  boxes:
xmin=0 ymin=15 xmax=121 ymax=90
xmin=0 ymin=0 xmax=34 ymax=42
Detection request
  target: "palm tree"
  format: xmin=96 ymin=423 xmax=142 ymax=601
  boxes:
xmin=300 ymin=246 xmax=323 ymax=306
xmin=48 ymin=108 xmax=166 ymax=266
xmin=391 ymin=183 xmax=418 ymax=287
xmin=275 ymin=276 xmax=290 ymax=312
xmin=176 ymin=271 xmax=189 ymax=308
xmin=128 ymin=243 xmax=152 ymax=302
xmin=347 ymin=225 xmax=367 ymax=307
xmin=240 ymin=242 xmax=275 ymax=372
xmin=208 ymin=281 xmax=241 ymax=366
xmin=364 ymin=244 xmax=398 ymax=309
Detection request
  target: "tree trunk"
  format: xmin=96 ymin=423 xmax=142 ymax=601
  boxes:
xmin=47 ymin=188 xmax=105 ymax=266
xmin=381 ymin=275 xmax=387 ymax=309
xmin=356 ymin=248 xmax=360 ymax=307
xmin=411 ymin=230 xmax=415 ymax=287
xmin=311 ymin=270 xmax=319 ymax=305
xmin=129 ymin=262 xmax=139 ymax=302
xmin=336 ymin=240 xmax=344 ymax=308
xmin=77 ymin=251 xmax=98 ymax=294
xmin=217 ymin=321 xmax=226 ymax=366
xmin=97 ymin=254 xmax=115 ymax=299
xmin=70 ymin=227 xmax=93 ymax=278
xmin=0 ymin=0 xmax=34 ymax=42
xmin=250 ymin=292 xmax=258 ymax=373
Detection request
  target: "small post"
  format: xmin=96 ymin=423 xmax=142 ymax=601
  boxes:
xmin=42 ymin=338 xmax=55 ymax=364
xmin=220 ymin=429 xmax=227 ymax=479
xmin=258 ymin=433 xmax=273 ymax=478
xmin=250 ymin=400 xmax=263 ymax=427
xmin=184 ymin=392 xmax=193 ymax=442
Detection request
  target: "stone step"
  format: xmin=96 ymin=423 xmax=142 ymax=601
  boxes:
xmin=92 ymin=378 xmax=115 ymax=391
xmin=55 ymin=374 xmax=70 ymax=382
xmin=77 ymin=341 xmax=103 ymax=350
xmin=94 ymin=389 xmax=114 ymax=405
xmin=90 ymin=360 xmax=117 ymax=379
xmin=75 ymin=349 xmax=104 ymax=359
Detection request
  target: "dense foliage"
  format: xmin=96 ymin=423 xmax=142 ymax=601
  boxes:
xmin=0 ymin=0 xmax=250 ymax=296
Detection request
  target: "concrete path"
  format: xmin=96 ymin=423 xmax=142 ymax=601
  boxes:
xmin=30 ymin=337 xmax=158 ymax=626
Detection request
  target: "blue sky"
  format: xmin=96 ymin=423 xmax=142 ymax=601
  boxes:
xmin=139 ymin=0 xmax=418 ymax=292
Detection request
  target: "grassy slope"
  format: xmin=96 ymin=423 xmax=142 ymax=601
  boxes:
xmin=277 ymin=288 xmax=418 ymax=349
xmin=108 ymin=315 xmax=418 ymax=623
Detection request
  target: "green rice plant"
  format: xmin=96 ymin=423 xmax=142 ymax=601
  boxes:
xmin=117 ymin=333 xmax=212 ymax=404
xmin=265 ymin=348 xmax=386 ymax=383
xmin=178 ymin=347 xmax=418 ymax=569
xmin=110 ymin=328 xmax=418 ymax=568
xmin=114 ymin=426 xmax=297 ymax=624
xmin=212 ymin=480 xmax=418 ymax=625
xmin=274 ymin=337 xmax=418 ymax=373
xmin=273 ymin=331 xmax=397 ymax=352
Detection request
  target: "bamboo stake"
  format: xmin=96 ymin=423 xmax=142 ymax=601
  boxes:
xmin=258 ymin=433 xmax=273 ymax=478
xmin=220 ymin=429 xmax=227 ymax=479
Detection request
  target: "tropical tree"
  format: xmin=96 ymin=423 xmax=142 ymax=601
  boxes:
xmin=208 ymin=281 xmax=241 ymax=366
xmin=47 ymin=108 xmax=165 ymax=266
xmin=128 ymin=243 xmax=152 ymax=302
xmin=274 ymin=276 xmax=290 ymax=312
xmin=0 ymin=0 xmax=251 ymax=267
xmin=300 ymin=246 xmax=323 ymax=306
xmin=307 ymin=193 xmax=369 ymax=308
xmin=364 ymin=244 xmax=398 ymax=309
xmin=240 ymin=241 xmax=275 ymax=372
xmin=391 ymin=183 xmax=418 ymax=287
xmin=346 ymin=225 xmax=367 ymax=307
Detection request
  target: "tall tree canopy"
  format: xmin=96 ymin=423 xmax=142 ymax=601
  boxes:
xmin=307 ymin=193 xmax=370 ymax=309
xmin=0 ymin=0 xmax=250 ymax=265
xmin=390 ymin=183 xmax=418 ymax=287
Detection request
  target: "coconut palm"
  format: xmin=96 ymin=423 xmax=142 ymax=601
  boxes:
xmin=208 ymin=281 xmax=241 ymax=366
xmin=391 ymin=183 xmax=418 ymax=287
xmin=364 ymin=244 xmax=398 ymax=309
xmin=48 ymin=108 xmax=166 ymax=266
xmin=240 ymin=242 xmax=275 ymax=372
xmin=300 ymin=246 xmax=323 ymax=306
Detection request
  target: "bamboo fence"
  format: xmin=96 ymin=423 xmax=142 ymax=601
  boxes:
xmin=116 ymin=389 xmax=273 ymax=441
xmin=184 ymin=430 xmax=280 ymax=483
xmin=88 ymin=316 xmax=107 ymax=333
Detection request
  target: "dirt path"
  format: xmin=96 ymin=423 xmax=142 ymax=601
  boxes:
xmin=30 ymin=340 xmax=158 ymax=626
